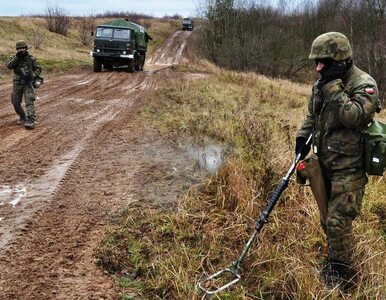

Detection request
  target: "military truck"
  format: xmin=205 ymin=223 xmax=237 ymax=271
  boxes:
xmin=90 ymin=19 xmax=151 ymax=72
xmin=182 ymin=18 xmax=194 ymax=31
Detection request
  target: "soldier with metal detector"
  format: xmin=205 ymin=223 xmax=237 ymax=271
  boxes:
xmin=296 ymin=32 xmax=379 ymax=291
xmin=6 ymin=40 xmax=43 ymax=129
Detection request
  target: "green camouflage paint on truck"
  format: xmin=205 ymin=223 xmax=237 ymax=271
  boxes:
xmin=90 ymin=18 xmax=152 ymax=72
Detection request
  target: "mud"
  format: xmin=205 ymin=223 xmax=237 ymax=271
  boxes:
xmin=0 ymin=30 xmax=201 ymax=299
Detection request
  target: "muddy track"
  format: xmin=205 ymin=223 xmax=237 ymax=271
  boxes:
xmin=0 ymin=30 xmax=193 ymax=299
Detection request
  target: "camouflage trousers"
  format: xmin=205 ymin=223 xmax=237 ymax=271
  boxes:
xmin=320 ymin=170 xmax=366 ymax=265
xmin=11 ymin=83 xmax=36 ymax=120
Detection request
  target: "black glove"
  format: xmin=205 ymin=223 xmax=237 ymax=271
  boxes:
xmin=317 ymin=59 xmax=348 ymax=89
xmin=16 ymin=51 xmax=28 ymax=58
xmin=295 ymin=137 xmax=311 ymax=160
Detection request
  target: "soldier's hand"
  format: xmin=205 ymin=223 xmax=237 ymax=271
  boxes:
xmin=319 ymin=59 xmax=347 ymax=86
xmin=16 ymin=50 xmax=27 ymax=58
xmin=295 ymin=137 xmax=311 ymax=160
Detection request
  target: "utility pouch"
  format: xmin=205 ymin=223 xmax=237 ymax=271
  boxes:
xmin=296 ymin=157 xmax=328 ymax=224
xmin=363 ymin=120 xmax=386 ymax=176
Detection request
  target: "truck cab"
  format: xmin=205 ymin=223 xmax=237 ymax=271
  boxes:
xmin=182 ymin=18 xmax=194 ymax=31
xmin=90 ymin=19 xmax=151 ymax=72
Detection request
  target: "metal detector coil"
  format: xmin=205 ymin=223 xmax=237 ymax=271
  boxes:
xmin=198 ymin=267 xmax=241 ymax=295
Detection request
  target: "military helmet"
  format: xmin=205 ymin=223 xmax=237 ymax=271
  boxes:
xmin=309 ymin=32 xmax=352 ymax=61
xmin=15 ymin=40 xmax=28 ymax=49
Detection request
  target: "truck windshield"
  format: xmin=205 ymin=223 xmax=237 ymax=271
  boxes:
xmin=114 ymin=29 xmax=131 ymax=39
xmin=96 ymin=27 xmax=113 ymax=38
xmin=183 ymin=19 xmax=192 ymax=24
xmin=96 ymin=27 xmax=132 ymax=39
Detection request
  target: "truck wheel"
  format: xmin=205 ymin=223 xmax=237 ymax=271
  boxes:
xmin=93 ymin=58 xmax=102 ymax=72
xmin=128 ymin=60 xmax=135 ymax=73
xmin=135 ymin=56 xmax=140 ymax=71
xmin=104 ymin=64 xmax=113 ymax=70
xmin=140 ymin=54 xmax=146 ymax=71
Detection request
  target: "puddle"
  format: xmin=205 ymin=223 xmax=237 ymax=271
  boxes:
xmin=0 ymin=185 xmax=27 ymax=207
xmin=187 ymin=143 xmax=224 ymax=173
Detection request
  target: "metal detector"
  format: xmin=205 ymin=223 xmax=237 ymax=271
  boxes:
xmin=198 ymin=134 xmax=313 ymax=295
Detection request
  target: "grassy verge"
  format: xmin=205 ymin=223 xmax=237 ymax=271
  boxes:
xmin=96 ymin=66 xmax=386 ymax=299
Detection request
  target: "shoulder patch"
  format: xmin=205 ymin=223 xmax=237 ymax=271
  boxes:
xmin=364 ymin=87 xmax=375 ymax=94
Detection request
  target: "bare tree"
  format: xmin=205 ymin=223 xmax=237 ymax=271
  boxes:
xmin=77 ymin=16 xmax=95 ymax=46
xmin=199 ymin=0 xmax=386 ymax=97
xmin=28 ymin=28 xmax=45 ymax=49
xmin=45 ymin=3 xmax=70 ymax=36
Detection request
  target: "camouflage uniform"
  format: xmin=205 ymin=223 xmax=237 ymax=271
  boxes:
xmin=297 ymin=34 xmax=379 ymax=265
xmin=6 ymin=42 xmax=42 ymax=124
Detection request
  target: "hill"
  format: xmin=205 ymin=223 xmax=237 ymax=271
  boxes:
xmin=0 ymin=16 xmax=178 ymax=77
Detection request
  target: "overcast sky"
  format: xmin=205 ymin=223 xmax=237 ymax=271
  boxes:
xmin=0 ymin=0 xmax=200 ymax=17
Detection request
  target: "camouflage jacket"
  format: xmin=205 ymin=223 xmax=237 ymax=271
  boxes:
xmin=6 ymin=52 xmax=42 ymax=85
xmin=297 ymin=65 xmax=379 ymax=174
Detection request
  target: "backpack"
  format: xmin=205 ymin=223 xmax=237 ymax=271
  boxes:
xmin=363 ymin=119 xmax=386 ymax=175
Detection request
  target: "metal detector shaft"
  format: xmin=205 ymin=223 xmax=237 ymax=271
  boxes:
xmin=235 ymin=132 xmax=313 ymax=268
xmin=199 ymin=133 xmax=313 ymax=295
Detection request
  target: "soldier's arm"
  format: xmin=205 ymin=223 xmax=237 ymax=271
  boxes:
xmin=297 ymin=89 xmax=316 ymax=139
xmin=31 ymin=56 xmax=42 ymax=77
xmin=322 ymin=78 xmax=378 ymax=129
xmin=6 ymin=55 xmax=19 ymax=70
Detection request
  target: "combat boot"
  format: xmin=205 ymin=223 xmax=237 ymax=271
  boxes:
xmin=17 ymin=114 xmax=27 ymax=125
xmin=24 ymin=116 xmax=35 ymax=129
xmin=319 ymin=259 xmax=357 ymax=292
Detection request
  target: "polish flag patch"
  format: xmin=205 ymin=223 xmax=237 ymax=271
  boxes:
xmin=365 ymin=87 xmax=375 ymax=94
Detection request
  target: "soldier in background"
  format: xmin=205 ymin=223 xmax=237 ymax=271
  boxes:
xmin=6 ymin=40 xmax=42 ymax=129
xmin=295 ymin=32 xmax=379 ymax=290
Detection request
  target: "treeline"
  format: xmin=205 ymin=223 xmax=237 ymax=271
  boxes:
xmin=95 ymin=11 xmax=183 ymax=20
xmin=29 ymin=5 xmax=179 ymax=48
xmin=201 ymin=0 xmax=386 ymax=99
xmin=94 ymin=11 xmax=153 ymax=20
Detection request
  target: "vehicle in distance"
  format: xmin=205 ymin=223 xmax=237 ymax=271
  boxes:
xmin=182 ymin=18 xmax=194 ymax=31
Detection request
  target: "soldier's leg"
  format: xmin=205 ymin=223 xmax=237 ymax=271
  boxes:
xmin=24 ymin=85 xmax=36 ymax=121
xmin=326 ymin=179 xmax=364 ymax=264
xmin=326 ymin=192 xmax=363 ymax=263
xmin=11 ymin=84 xmax=26 ymax=119
xmin=321 ymin=175 xmax=365 ymax=290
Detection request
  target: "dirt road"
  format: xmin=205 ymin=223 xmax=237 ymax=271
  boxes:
xmin=0 ymin=30 xmax=193 ymax=299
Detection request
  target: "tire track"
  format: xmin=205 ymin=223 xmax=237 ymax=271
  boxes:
xmin=0 ymin=77 xmax=148 ymax=251
xmin=0 ymin=28 xmax=192 ymax=299
xmin=148 ymin=30 xmax=192 ymax=66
